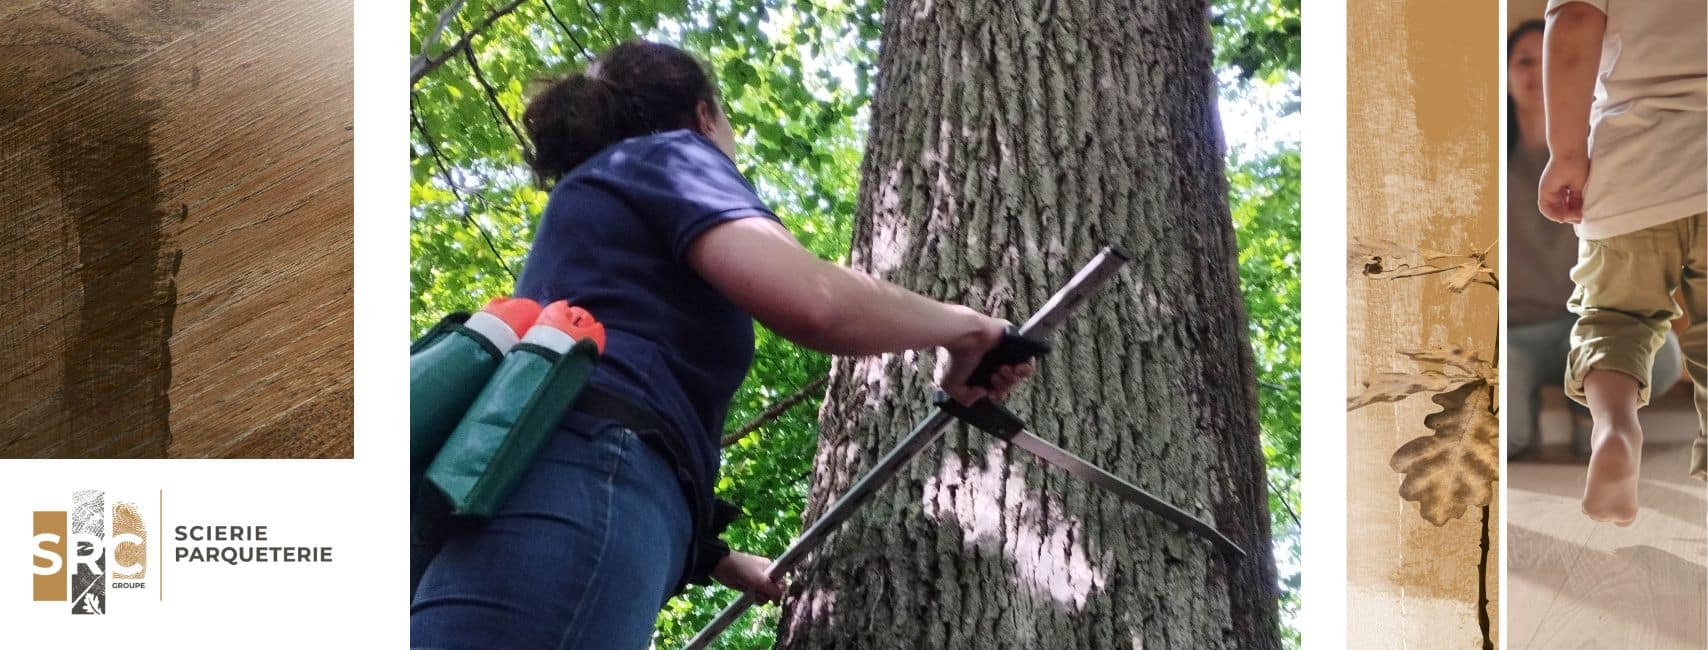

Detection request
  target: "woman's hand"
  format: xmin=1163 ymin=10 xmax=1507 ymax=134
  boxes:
xmin=1538 ymin=153 xmax=1589 ymax=224
xmin=711 ymin=551 xmax=786 ymax=603
xmin=937 ymin=307 xmax=1037 ymax=406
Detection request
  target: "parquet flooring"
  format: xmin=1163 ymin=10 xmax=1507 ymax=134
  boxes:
xmin=0 ymin=0 xmax=352 ymax=458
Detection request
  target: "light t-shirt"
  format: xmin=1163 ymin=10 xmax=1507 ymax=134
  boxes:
xmin=1546 ymin=0 xmax=1707 ymax=239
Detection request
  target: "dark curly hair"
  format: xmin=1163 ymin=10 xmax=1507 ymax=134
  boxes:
xmin=522 ymin=40 xmax=721 ymax=187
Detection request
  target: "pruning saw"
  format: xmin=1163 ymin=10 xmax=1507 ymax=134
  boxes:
xmin=683 ymin=245 xmax=1245 ymax=649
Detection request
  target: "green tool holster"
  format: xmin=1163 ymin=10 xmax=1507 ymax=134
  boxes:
xmin=422 ymin=336 xmax=601 ymax=519
xmin=409 ymin=313 xmax=506 ymax=495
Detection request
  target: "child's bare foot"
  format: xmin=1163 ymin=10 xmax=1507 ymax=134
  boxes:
xmin=1582 ymin=422 xmax=1642 ymax=526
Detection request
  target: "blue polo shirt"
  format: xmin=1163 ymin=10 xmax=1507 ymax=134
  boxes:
xmin=513 ymin=129 xmax=779 ymax=526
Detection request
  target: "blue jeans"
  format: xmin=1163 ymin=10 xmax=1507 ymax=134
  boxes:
xmin=411 ymin=411 xmax=692 ymax=650
xmin=1508 ymin=313 xmax=1684 ymax=457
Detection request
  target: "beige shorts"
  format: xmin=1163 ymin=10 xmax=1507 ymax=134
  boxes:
xmin=1564 ymin=213 xmax=1707 ymax=479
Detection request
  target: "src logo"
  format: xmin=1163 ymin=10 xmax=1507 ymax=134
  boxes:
xmin=32 ymin=490 xmax=148 ymax=615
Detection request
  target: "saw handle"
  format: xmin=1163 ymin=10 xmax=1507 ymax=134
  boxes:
xmin=933 ymin=391 xmax=1025 ymax=440
xmin=964 ymin=326 xmax=1050 ymax=389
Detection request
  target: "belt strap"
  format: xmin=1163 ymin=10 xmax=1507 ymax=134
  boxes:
xmin=572 ymin=384 xmax=677 ymax=438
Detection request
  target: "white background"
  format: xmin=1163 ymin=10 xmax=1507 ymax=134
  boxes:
xmin=1300 ymin=0 xmax=1349 ymax=646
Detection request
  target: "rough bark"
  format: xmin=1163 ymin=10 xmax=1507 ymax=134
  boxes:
xmin=775 ymin=0 xmax=1281 ymax=647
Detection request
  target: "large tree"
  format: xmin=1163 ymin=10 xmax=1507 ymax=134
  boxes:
xmin=406 ymin=0 xmax=1297 ymax=645
xmin=773 ymin=0 xmax=1281 ymax=647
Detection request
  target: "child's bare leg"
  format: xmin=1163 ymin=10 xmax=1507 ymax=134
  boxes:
xmin=1582 ymin=369 xmax=1644 ymax=525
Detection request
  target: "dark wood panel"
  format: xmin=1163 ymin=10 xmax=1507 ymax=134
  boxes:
xmin=0 ymin=0 xmax=352 ymax=458
xmin=0 ymin=0 xmax=246 ymax=125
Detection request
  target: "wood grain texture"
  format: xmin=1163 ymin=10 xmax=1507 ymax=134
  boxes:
xmin=0 ymin=1 xmax=242 ymax=125
xmin=0 ymin=0 xmax=352 ymax=458
xmin=1346 ymin=0 xmax=1501 ymax=646
xmin=1508 ymin=389 xmax=1708 ymax=649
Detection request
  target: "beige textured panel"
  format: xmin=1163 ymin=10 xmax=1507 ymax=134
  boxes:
xmin=1347 ymin=0 xmax=1501 ymax=646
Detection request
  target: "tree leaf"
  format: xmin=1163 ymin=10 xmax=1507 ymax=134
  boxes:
xmin=1349 ymin=237 xmax=1497 ymax=291
xmin=1390 ymin=380 xmax=1499 ymax=526
xmin=1444 ymin=261 xmax=1498 ymax=293
xmin=1351 ymin=246 xmax=1458 ymax=281
xmin=1443 ymin=261 xmax=1480 ymax=291
xmin=1350 ymin=237 xmax=1460 ymax=265
xmin=1396 ymin=344 xmax=1495 ymax=382
xmin=1347 ymin=370 xmax=1475 ymax=410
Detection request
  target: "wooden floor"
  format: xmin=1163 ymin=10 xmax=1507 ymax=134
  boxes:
xmin=0 ymin=0 xmax=352 ymax=458
xmin=1508 ymin=387 xmax=1707 ymax=649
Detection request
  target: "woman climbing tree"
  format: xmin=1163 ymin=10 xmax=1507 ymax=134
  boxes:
xmin=409 ymin=39 xmax=1034 ymax=649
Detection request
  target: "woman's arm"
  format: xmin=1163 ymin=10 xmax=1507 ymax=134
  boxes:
xmin=1538 ymin=2 xmax=1605 ymax=223
xmin=685 ymin=216 xmax=987 ymax=355
xmin=685 ymin=216 xmax=1028 ymax=403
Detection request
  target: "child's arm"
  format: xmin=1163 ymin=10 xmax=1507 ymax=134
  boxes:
xmin=1538 ymin=1 xmax=1606 ymax=224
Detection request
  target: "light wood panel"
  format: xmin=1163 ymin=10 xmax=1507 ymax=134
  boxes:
xmin=1508 ymin=389 xmax=1708 ymax=649
xmin=1347 ymin=0 xmax=1501 ymax=646
xmin=0 ymin=0 xmax=352 ymax=458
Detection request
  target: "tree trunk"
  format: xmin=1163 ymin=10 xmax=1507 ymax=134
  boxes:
xmin=775 ymin=0 xmax=1280 ymax=648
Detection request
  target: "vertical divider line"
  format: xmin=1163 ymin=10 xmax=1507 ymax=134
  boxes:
xmin=1496 ymin=4 xmax=1511 ymax=644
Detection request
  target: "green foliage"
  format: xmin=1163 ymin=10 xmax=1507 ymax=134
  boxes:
xmin=1216 ymin=2 xmax=1303 ymax=644
xmin=1229 ymin=146 xmax=1302 ymax=648
xmin=1215 ymin=0 xmax=1302 ymax=93
xmin=410 ymin=0 xmax=1297 ymax=647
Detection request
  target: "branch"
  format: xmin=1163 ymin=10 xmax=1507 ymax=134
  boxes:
xmin=461 ymin=44 xmax=531 ymax=159
xmin=541 ymin=0 xmax=596 ymax=61
xmin=411 ymin=109 xmax=518 ymax=281
xmin=416 ymin=0 xmax=468 ymax=64
xmin=1268 ymin=476 xmax=1301 ymax=532
xmin=579 ymin=0 xmax=621 ymax=44
xmin=721 ymin=373 xmax=831 ymax=447
xmin=795 ymin=0 xmax=880 ymax=34
xmin=411 ymin=0 xmax=533 ymax=85
xmin=1478 ymin=504 xmax=1493 ymax=650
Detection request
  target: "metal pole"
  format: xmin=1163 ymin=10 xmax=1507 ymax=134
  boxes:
xmin=682 ymin=247 xmax=1129 ymax=649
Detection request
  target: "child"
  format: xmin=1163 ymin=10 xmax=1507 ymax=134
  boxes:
xmin=1538 ymin=0 xmax=1706 ymax=525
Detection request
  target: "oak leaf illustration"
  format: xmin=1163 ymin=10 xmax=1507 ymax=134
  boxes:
xmin=1396 ymin=344 xmax=1497 ymax=384
xmin=1400 ymin=341 xmax=1496 ymax=371
xmin=1349 ymin=238 xmax=1497 ymax=292
xmin=1347 ymin=371 xmax=1475 ymax=410
xmin=1444 ymin=260 xmax=1496 ymax=293
xmin=1390 ymin=380 xmax=1499 ymax=525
